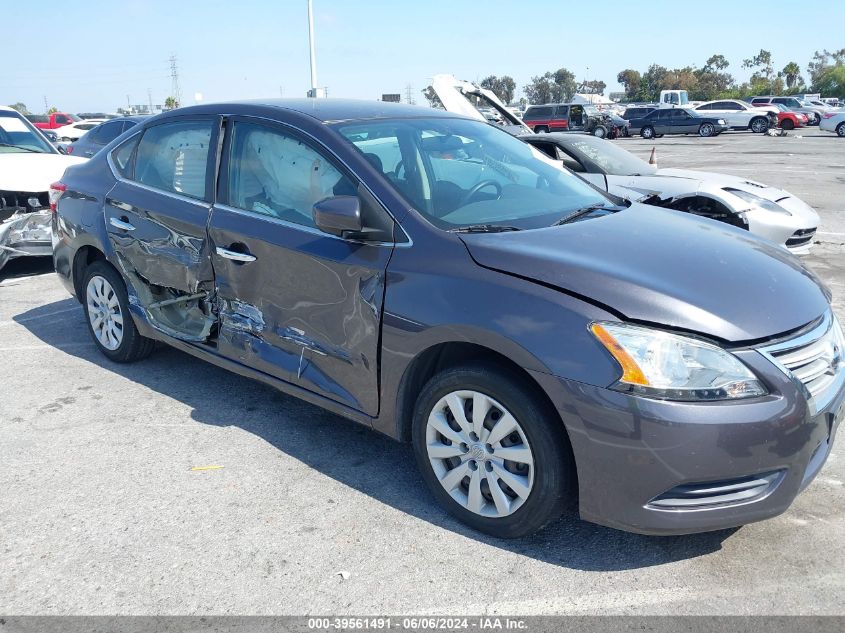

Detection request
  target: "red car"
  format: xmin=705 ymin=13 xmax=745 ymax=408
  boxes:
xmin=25 ymin=112 xmax=80 ymax=130
xmin=770 ymin=105 xmax=807 ymax=130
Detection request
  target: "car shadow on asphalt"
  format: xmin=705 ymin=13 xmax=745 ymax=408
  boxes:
xmin=15 ymin=295 xmax=738 ymax=572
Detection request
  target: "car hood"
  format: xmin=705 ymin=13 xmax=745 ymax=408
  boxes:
xmin=655 ymin=168 xmax=788 ymax=201
xmin=0 ymin=153 xmax=86 ymax=192
xmin=458 ymin=204 xmax=829 ymax=342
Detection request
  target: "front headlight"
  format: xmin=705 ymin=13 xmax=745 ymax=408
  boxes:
xmin=724 ymin=188 xmax=792 ymax=215
xmin=718 ymin=119 xmax=726 ymax=124
xmin=590 ymin=322 xmax=767 ymax=401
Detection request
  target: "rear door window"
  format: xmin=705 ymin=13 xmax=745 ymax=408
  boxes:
xmin=554 ymin=105 xmax=569 ymax=117
xmin=525 ymin=107 xmax=552 ymax=119
xmin=133 ymin=120 xmax=214 ymax=200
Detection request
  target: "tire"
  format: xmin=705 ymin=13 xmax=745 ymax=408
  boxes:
xmin=82 ymin=260 xmax=156 ymax=363
xmin=750 ymin=117 xmax=769 ymax=133
xmin=811 ymin=113 xmax=821 ymax=126
xmin=837 ymin=122 xmax=845 ymax=137
xmin=655 ymin=134 xmax=664 ymax=138
xmin=411 ymin=363 xmax=575 ymax=538
xmin=781 ymin=118 xmax=795 ymax=130
xmin=593 ymin=126 xmax=607 ymax=139
xmin=534 ymin=126 xmax=549 ymax=134
xmin=699 ymin=123 xmax=715 ymax=137
xmin=641 ymin=126 xmax=655 ymax=139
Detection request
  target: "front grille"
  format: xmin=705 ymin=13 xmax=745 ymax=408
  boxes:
xmin=786 ymin=227 xmax=816 ymax=248
xmin=648 ymin=471 xmax=784 ymax=510
xmin=761 ymin=312 xmax=845 ymax=408
xmin=0 ymin=190 xmax=49 ymax=222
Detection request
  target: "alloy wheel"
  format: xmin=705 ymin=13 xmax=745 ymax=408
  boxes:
xmin=751 ymin=118 xmax=768 ymax=133
xmin=425 ymin=390 xmax=534 ymax=518
xmin=837 ymin=123 xmax=845 ymax=137
xmin=86 ymin=275 xmax=124 ymax=351
xmin=700 ymin=123 xmax=714 ymax=137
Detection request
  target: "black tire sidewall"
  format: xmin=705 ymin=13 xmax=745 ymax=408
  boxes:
xmin=411 ymin=364 xmax=574 ymax=538
xmin=82 ymin=261 xmax=150 ymax=362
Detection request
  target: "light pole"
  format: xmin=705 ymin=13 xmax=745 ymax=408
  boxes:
xmin=306 ymin=0 xmax=324 ymax=98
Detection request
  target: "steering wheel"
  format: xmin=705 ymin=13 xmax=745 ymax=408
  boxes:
xmin=460 ymin=180 xmax=502 ymax=206
xmin=393 ymin=159 xmax=405 ymax=179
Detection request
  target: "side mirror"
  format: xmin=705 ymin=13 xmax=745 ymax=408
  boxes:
xmin=313 ymin=196 xmax=362 ymax=237
xmin=57 ymin=145 xmax=67 ymax=155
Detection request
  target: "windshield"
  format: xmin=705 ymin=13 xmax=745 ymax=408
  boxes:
xmin=335 ymin=117 xmax=609 ymax=230
xmin=0 ymin=111 xmax=55 ymax=154
xmin=560 ymin=136 xmax=656 ymax=177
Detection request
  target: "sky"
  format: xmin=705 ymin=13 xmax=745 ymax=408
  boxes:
xmin=4 ymin=0 xmax=844 ymax=113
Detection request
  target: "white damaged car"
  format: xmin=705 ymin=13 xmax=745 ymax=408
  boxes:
xmin=430 ymin=75 xmax=820 ymax=254
xmin=1 ymin=106 xmax=86 ymax=271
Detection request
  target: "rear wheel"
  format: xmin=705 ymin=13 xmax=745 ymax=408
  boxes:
xmin=699 ymin=123 xmax=715 ymax=137
xmin=836 ymin=122 xmax=845 ymax=137
xmin=534 ymin=125 xmax=549 ymax=133
xmin=781 ymin=118 xmax=795 ymax=130
xmin=412 ymin=363 xmax=574 ymax=538
xmin=83 ymin=261 xmax=156 ymax=363
xmin=750 ymin=117 xmax=769 ymax=133
xmin=593 ymin=126 xmax=607 ymax=139
xmin=641 ymin=126 xmax=655 ymax=139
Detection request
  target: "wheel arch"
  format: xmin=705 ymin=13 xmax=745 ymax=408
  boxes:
xmin=71 ymin=245 xmax=108 ymax=302
xmin=393 ymin=341 xmax=564 ymax=445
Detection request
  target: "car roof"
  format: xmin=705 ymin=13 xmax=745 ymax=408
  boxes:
xmin=157 ymin=99 xmax=462 ymax=124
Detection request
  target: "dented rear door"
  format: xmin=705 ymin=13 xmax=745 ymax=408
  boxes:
xmin=208 ymin=118 xmax=393 ymax=416
xmin=105 ymin=117 xmax=220 ymax=341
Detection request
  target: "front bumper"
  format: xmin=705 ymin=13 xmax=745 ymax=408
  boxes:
xmin=530 ymin=347 xmax=845 ymax=535
xmin=0 ymin=209 xmax=52 ymax=271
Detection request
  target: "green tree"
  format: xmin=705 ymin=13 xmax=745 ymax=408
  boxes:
xmin=7 ymin=102 xmax=28 ymax=114
xmin=479 ymin=75 xmax=516 ymax=104
xmin=641 ymin=64 xmax=669 ymax=100
xmin=703 ymin=54 xmax=730 ymax=73
xmin=577 ymin=79 xmax=606 ymax=95
xmin=616 ymin=69 xmax=643 ymax=100
xmin=807 ymin=49 xmax=845 ymax=86
xmin=781 ymin=62 xmax=802 ymax=89
xmin=47 ymin=106 xmax=58 ymax=114
xmin=164 ymin=96 xmax=179 ymax=109
xmin=524 ymin=68 xmax=576 ymax=104
xmin=813 ymin=64 xmax=845 ymax=99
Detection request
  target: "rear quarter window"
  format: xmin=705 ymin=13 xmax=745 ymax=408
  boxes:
xmin=524 ymin=107 xmax=553 ymax=119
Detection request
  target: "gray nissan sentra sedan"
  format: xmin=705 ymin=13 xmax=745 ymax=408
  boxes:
xmin=51 ymin=100 xmax=845 ymax=538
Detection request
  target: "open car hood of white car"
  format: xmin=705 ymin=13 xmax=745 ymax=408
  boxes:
xmin=430 ymin=74 xmax=532 ymax=136
xmin=0 ymin=153 xmax=86 ymax=192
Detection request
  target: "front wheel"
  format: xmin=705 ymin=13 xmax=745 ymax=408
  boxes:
xmin=750 ymin=117 xmax=769 ymax=133
xmin=699 ymin=123 xmax=715 ymax=137
xmin=83 ymin=261 xmax=156 ymax=363
xmin=593 ymin=126 xmax=607 ymax=139
xmin=781 ymin=119 xmax=795 ymax=130
xmin=641 ymin=126 xmax=655 ymax=139
xmin=412 ymin=364 xmax=574 ymax=538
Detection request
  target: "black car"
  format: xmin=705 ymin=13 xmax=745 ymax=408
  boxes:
xmin=628 ymin=108 xmax=729 ymax=138
xmin=51 ymin=100 xmax=844 ymax=538
xmin=67 ymin=116 xmax=148 ymax=158
xmin=621 ymin=105 xmax=656 ymax=120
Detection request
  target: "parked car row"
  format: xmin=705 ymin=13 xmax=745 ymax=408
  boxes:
xmin=47 ymin=98 xmax=844 ymax=540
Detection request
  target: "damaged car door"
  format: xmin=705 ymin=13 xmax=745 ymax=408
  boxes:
xmin=208 ymin=118 xmax=394 ymax=416
xmin=104 ymin=117 xmax=219 ymax=342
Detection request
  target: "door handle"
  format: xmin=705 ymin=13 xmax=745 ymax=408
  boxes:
xmin=216 ymin=246 xmax=256 ymax=263
xmin=109 ymin=216 xmax=136 ymax=231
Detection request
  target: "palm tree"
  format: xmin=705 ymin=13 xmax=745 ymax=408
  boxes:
xmin=782 ymin=62 xmax=803 ymax=89
xmin=164 ymin=96 xmax=179 ymax=110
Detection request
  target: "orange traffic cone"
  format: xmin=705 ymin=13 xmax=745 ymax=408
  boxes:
xmin=648 ymin=146 xmax=657 ymax=166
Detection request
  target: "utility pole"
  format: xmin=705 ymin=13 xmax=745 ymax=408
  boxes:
xmin=169 ymin=54 xmax=181 ymax=107
xmin=306 ymin=0 xmax=324 ymax=98
xmin=43 ymin=95 xmax=48 ymax=112
xmin=405 ymin=84 xmax=416 ymax=105
xmin=148 ymin=88 xmax=154 ymax=114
